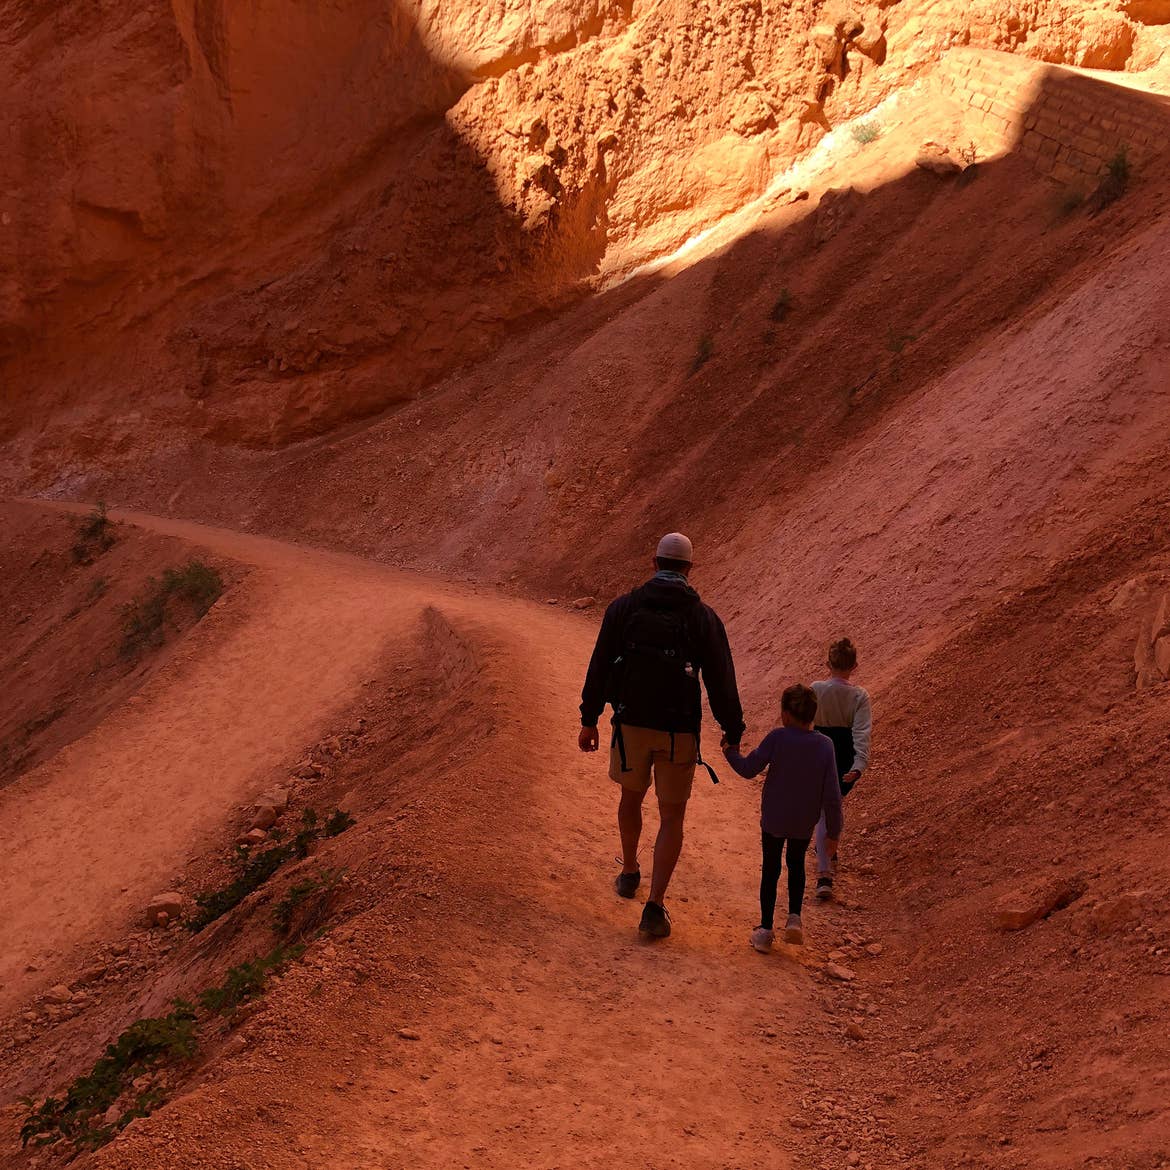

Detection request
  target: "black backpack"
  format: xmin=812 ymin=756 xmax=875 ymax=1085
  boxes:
xmin=608 ymin=590 xmax=702 ymax=736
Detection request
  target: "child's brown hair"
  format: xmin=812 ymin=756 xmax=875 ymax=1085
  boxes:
xmin=828 ymin=637 xmax=858 ymax=672
xmin=781 ymin=683 xmax=818 ymax=725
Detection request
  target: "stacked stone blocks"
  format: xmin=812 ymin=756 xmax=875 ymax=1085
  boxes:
xmin=937 ymin=47 xmax=1170 ymax=187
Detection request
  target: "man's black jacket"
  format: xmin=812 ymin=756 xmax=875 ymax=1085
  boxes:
xmin=579 ymin=574 xmax=745 ymax=744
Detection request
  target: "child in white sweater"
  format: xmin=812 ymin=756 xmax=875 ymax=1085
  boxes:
xmin=812 ymin=638 xmax=872 ymax=900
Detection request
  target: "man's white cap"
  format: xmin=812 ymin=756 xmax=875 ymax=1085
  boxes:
xmin=656 ymin=532 xmax=694 ymax=562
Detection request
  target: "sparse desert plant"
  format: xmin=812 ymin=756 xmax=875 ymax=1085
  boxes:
xmin=22 ymin=935 xmax=314 ymax=1151
xmin=187 ymin=840 xmax=292 ymax=931
xmin=851 ymin=120 xmax=880 ymax=145
xmin=119 ymin=559 xmax=224 ymax=656
xmin=690 ymin=334 xmax=714 ymax=375
xmin=325 ymin=808 xmax=356 ymax=837
xmin=187 ymin=808 xmax=355 ymax=932
xmin=958 ymin=140 xmax=979 ymax=166
xmin=20 ymin=1002 xmax=197 ymax=1150
xmin=1087 ymin=147 xmax=1131 ymax=214
xmin=71 ymin=502 xmax=115 ymax=564
xmin=198 ymin=943 xmax=304 ymax=1014
xmin=271 ymin=869 xmax=340 ymax=935
xmin=769 ymin=288 xmax=795 ymax=323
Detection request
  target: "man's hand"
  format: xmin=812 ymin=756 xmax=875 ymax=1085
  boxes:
xmin=843 ymin=770 xmax=860 ymax=784
xmin=579 ymin=726 xmax=600 ymax=753
xmin=720 ymin=734 xmax=739 ymax=758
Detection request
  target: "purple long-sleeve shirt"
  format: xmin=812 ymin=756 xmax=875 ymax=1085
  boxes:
xmin=725 ymin=727 xmax=844 ymax=840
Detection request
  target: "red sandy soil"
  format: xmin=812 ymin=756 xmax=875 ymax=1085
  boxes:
xmin=5 ymin=505 xmax=873 ymax=1170
xmin=0 ymin=504 xmax=239 ymax=790
xmin=1 ymin=12 xmax=1169 ymax=1170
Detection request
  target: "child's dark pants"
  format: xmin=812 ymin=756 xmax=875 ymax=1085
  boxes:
xmin=760 ymin=832 xmax=811 ymax=929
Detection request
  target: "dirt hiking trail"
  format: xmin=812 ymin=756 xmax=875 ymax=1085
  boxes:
xmin=9 ymin=505 xmax=848 ymax=1170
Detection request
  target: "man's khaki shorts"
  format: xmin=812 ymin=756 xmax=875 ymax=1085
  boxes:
xmin=610 ymin=724 xmax=697 ymax=804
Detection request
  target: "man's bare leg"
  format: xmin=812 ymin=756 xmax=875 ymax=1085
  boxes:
xmin=617 ymin=786 xmax=646 ymax=873
xmin=649 ymin=797 xmax=688 ymax=904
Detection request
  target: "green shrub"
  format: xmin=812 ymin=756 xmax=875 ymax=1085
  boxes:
xmin=325 ymin=809 xmax=356 ymax=837
xmin=1088 ymin=147 xmax=1131 ymax=214
xmin=187 ymin=809 xmax=354 ymax=933
xmin=272 ymin=870 xmax=340 ymax=935
xmin=187 ymin=842 xmax=291 ymax=931
xmin=120 ymin=560 xmax=224 ymax=657
xmin=20 ymin=1003 xmax=197 ymax=1150
xmin=22 ymin=932 xmax=320 ymax=1150
xmin=71 ymin=503 xmax=115 ymax=564
xmin=1057 ymin=187 xmax=1085 ymax=216
xmin=851 ymin=120 xmax=880 ymax=145
xmin=198 ymin=944 xmax=303 ymax=1014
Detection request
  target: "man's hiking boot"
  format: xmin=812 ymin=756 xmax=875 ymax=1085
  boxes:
xmin=750 ymin=926 xmax=775 ymax=953
xmin=614 ymin=868 xmax=641 ymax=899
xmin=815 ymin=876 xmax=834 ymax=901
xmin=784 ymin=914 xmax=804 ymax=945
xmin=639 ymin=901 xmax=672 ymax=939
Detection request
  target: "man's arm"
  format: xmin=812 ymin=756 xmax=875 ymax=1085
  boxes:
xmin=580 ymin=597 xmax=626 ymax=729
xmin=699 ymin=607 xmax=746 ymax=744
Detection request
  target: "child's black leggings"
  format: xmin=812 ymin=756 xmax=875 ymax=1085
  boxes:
xmin=760 ymin=832 xmax=811 ymax=929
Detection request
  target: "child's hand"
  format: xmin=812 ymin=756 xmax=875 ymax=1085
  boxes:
xmin=843 ymin=770 xmax=860 ymax=783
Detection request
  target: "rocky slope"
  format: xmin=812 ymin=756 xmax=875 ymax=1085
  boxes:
xmin=2 ymin=4 xmax=1170 ymax=1169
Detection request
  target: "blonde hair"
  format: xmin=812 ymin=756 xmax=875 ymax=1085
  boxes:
xmin=828 ymin=638 xmax=858 ymax=672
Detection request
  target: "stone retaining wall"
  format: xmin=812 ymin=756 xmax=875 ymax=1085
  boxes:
xmin=936 ymin=47 xmax=1170 ymax=185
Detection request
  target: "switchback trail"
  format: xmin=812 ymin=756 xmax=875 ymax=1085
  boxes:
xmin=8 ymin=506 xmax=843 ymax=1170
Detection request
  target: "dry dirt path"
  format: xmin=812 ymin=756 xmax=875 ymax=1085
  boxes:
xmin=10 ymin=507 xmax=824 ymax=1170
xmin=0 ymin=506 xmax=459 ymax=1012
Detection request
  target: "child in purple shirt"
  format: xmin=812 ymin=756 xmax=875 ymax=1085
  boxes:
xmin=723 ymin=684 xmax=843 ymax=950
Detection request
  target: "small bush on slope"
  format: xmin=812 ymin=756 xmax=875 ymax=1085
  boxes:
xmin=119 ymin=559 xmax=223 ymax=656
xmin=851 ymin=120 xmax=881 ymax=144
xmin=271 ymin=869 xmax=341 ymax=935
xmin=198 ymin=943 xmax=305 ymax=1014
xmin=21 ymin=938 xmax=311 ymax=1151
xmin=20 ymin=1003 xmax=198 ymax=1150
xmin=187 ymin=807 xmax=354 ymax=932
xmin=71 ymin=502 xmax=115 ymax=564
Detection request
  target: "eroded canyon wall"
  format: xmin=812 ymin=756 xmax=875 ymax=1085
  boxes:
xmin=1 ymin=0 xmax=1165 ymax=453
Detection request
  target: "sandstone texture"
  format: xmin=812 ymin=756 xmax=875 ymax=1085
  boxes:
xmin=0 ymin=2 xmax=1169 ymax=1169
xmin=995 ymin=876 xmax=1085 ymax=931
xmin=3 ymin=0 xmax=1167 ymax=455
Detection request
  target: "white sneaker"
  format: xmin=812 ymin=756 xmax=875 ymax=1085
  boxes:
xmin=749 ymin=927 xmax=775 ymax=953
xmin=784 ymin=914 xmax=804 ymax=945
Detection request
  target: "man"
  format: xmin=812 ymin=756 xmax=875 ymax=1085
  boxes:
xmin=579 ymin=532 xmax=745 ymax=939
